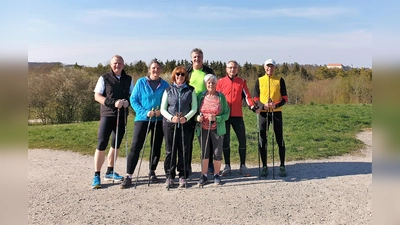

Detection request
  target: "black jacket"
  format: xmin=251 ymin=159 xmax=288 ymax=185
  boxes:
xmin=100 ymin=70 xmax=132 ymax=117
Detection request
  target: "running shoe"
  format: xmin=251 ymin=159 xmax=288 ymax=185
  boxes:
xmin=149 ymin=171 xmax=159 ymax=183
xmin=165 ymin=178 xmax=174 ymax=188
xmin=92 ymin=174 xmax=101 ymax=189
xmin=279 ymin=166 xmax=287 ymax=177
xmin=239 ymin=164 xmax=251 ymax=177
xmin=221 ymin=164 xmax=231 ymax=176
xmin=261 ymin=166 xmax=268 ymax=177
xmin=104 ymin=172 xmax=124 ymax=181
xmin=197 ymin=175 xmax=208 ymax=187
xmin=120 ymin=176 xmax=132 ymax=189
xmin=178 ymin=177 xmax=186 ymax=188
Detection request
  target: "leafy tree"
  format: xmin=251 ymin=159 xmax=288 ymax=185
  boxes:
xmin=292 ymin=62 xmax=300 ymax=73
xmin=280 ymin=62 xmax=289 ymax=76
xmin=74 ymin=62 xmax=83 ymax=70
xmin=164 ymin=59 xmax=177 ymax=73
xmin=29 ymin=67 xmax=98 ymax=124
xmin=28 ymin=60 xmax=372 ymax=124
xmin=315 ymin=67 xmax=336 ymax=80
xmin=300 ymin=67 xmax=312 ymax=81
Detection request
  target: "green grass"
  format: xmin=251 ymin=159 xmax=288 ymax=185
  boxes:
xmin=28 ymin=104 xmax=372 ymax=164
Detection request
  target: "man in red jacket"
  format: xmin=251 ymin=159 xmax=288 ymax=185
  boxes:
xmin=216 ymin=60 xmax=257 ymax=177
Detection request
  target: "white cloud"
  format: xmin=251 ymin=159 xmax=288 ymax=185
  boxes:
xmin=78 ymin=9 xmax=160 ymax=23
xmin=197 ymin=6 xmax=354 ymax=19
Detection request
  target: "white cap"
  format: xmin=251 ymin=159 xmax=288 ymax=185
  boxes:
xmin=264 ymin=59 xmax=276 ymax=67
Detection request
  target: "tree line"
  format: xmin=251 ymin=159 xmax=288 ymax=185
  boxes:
xmin=28 ymin=60 xmax=372 ymax=124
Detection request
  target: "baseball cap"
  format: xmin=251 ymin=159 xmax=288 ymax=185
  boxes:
xmin=264 ymin=59 xmax=276 ymax=67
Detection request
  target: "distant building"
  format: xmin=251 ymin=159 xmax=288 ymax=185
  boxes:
xmin=327 ymin=63 xmax=344 ymax=69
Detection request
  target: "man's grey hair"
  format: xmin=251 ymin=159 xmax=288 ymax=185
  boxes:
xmin=190 ymin=48 xmax=203 ymax=56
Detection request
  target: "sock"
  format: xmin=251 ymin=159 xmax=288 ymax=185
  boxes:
xmin=95 ymin=171 xmax=100 ymax=176
xmin=203 ymin=174 xmax=208 ymax=177
xmin=106 ymin=167 xmax=113 ymax=174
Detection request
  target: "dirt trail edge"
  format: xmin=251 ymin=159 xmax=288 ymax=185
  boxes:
xmin=28 ymin=131 xmax=372 ymax=225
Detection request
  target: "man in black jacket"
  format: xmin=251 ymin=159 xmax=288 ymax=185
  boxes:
xmin=92 ymin=55 xmax=134 ymax=189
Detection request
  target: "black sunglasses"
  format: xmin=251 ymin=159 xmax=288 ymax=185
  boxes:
xmin=175 ymin=73 xmax=185 ymax=76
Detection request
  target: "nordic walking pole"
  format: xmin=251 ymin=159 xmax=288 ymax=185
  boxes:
xmin=180 ymin=112 xmax=187 ymax=188
xmin=199 ymin=113 xmax=204 ymax=179
xmin=199 ymin=117 xmax=212 ymax=188
xmin=271 ymin=102 xmax=275 ymax=180
xmin=268 ymin=75 xmax=275 ymax=179
xmin=167 ymin=113 xmax=178 ymax=191
xmin=148 ymin=106 xmax=158 ymax=186
xmin=134 ymin=108 xmax=153 ymax=189
xmin=113 ymin=107 xmax=120 ymax=184
xmin=177 ymin=89 xmax=187 ymax=188
xmin=124 ymin=106 xmax=128 ymax=171
xmin=257 ymin=117 xmax=260 ymax=179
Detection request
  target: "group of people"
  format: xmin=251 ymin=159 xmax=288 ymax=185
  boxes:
xmin=91 ymin=48 xmax=289 ymax=190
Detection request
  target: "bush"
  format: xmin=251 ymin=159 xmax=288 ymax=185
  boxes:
xmin=29 ymin=67 xmax=98 ymax=124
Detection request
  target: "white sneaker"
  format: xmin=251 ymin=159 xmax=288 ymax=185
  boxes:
xmin=221 ymin=164 xmax=231 ymax=176
xmin=239 ymin=164 xmax=251 ymax=177
xmin=165 ymin=178 xmax=174 ymax=188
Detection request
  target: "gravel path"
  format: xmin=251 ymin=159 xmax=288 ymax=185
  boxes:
xmin=28 ymin=130 xmax=372 ymax=225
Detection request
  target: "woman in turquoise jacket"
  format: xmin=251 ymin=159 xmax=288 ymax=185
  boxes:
xmin=195 ymin=74 xmax=230 ymax=186
xmin=121 ymin=59 xmax=169 ymax=189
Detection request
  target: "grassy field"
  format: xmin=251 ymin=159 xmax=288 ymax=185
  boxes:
xmin=28 ymin=104 xmax=372 ymax=164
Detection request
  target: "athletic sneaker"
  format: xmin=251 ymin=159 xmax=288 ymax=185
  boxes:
xmin=221 ymin=164 xmax=231 ymax=176
xmin=178 ymin=177 xmax=186 ymax=188
xmin=239 ymin=164 xmax=251 ymax=177
xmin=149 ymin=171 xmax=159 ymax=183
xmin=165 ymin=178 xmax=174 ymax=188
xmin=214 ymin=174 xmax=221 ymax=185
xmin=279 ymin=166 xmax=287 ymax=177
xmin=197 ymin=175 xmax=208 ymax=186
xmin=92 ymin=174 xmax=101 ymax=189
xmin=120 ymin=176 xmax=132 ymax=189
xmin=150 ymin=175 xmax=159 ymax=183
xmin=104 ymin=172 xmax=124 ymax=181
xmin=261 ymin=166 xmax=268 ymax=177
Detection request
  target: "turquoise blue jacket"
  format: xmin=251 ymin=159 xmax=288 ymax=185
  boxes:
xmin=130 ymin=76 xmax=169 ymax=122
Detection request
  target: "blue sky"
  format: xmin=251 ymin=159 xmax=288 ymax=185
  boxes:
xmin=25 ymin=0 xmax=373 ymax=68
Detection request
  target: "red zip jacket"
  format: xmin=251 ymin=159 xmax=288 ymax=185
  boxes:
xmin=216 ymin=75 xmax=254 ymax=117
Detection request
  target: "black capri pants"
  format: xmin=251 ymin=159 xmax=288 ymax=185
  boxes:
xmin=97 ymin=116 xmax=126 ymax=150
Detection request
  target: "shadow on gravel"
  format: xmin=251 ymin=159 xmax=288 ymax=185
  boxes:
xmin=278 ymin=162 xmax=372 ymax=182
xmin=120 ymin=161 xmax=372 ymax=189
xmin=197 ymin=161 xmax=372 ymax=185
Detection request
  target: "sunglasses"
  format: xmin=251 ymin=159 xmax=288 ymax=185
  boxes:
xmin=175 ymin=73 xmax=185 ymax=76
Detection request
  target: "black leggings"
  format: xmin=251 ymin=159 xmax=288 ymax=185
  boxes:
xmin=222 ymin=117 xmax=247 ymax=166
xmin=258 ymin=111 xmax=286 ymax=167
xmin=97 ymin=116 xmax=126 ymax=150
xmin=163 ymin=121 xmax=192 ymax=179
xmin=126 ymin=120 xmax=164 ymax=174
